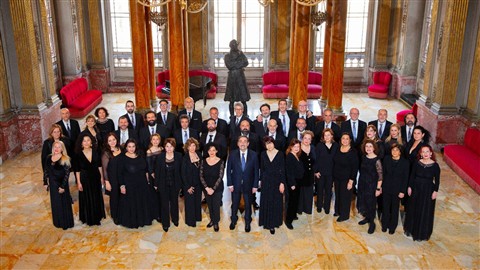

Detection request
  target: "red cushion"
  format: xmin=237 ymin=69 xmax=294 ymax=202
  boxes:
xmin=60 ymin=78 xmax=88 ymax=107
xmin=308 ymin=72 xmax=322 ymax=84
xmin=464 ymin=128 xmax=480 ymax=156
xmin=68 ymin=90 xmax=102 ymax=109
xmin=444 ymin=145 xmax=480 ymax=185
xmin=373 ymin=72 xmax=392 ymax=85
xmin=263 ymin=71 xmax=290 ymax=85
xmin=368 ymin=84 xmax=388 ymax=93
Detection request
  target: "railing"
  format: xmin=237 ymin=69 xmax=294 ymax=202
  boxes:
xmin=113 ymin=52 xmax=163 ymax=68
xmin=314 ymin=52 xmax=365 ymax=68
xmin=214 ymin=52 xmax=264 ymax=68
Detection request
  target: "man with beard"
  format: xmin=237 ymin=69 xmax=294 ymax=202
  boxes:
xmin=115 ymin=116 xmax=137 ymax=147
xmin=401 ymin=113 xmax=417 ymax=144
xmin=201 ymin=107 xmax=229 ymax=138
xmin=139 ymin=111 xmax=170 ymax=151
xmin=173 ymin=114 xmax=200 ymax=154
xmin=121 ymin=100 xmax=144 ymax=137
xmin=253 ymin=103 xmax=283 ymax=139
xmin=231 ymin=119 xmax=260 ymax=154
xmin=200 ymin=118 xmax=227 ymax=160
xmin=368 ymin=109 xmax=392 ymax=141
xmin=288 ymin=117 xmax=308 ymax=143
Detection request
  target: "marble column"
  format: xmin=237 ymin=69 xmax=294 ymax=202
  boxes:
xmin=320 ymin=0 xmax=333 ymax=105
xmin=326 ymin=0 xmax=347 ymax=114
xmin=129 ymin=0 xmax=151 ymax=110
xmin=168 ymin=0 xmax=188 ymax=110
xmin=269 ymin=1 xmax=290 ymax=70
xmin=183 ymin=8 xmax=190 ymax=98
xmin=288 ymin=2 xmax=310 ymax=109
xmin=188 ymin=8 xmax=209 ymax=70
xmin=145 ymin=6 xmax=157 ymax=108
xmin=465 ymin=24 xmax=480 ymax=119
xmin=371 ymin=0 xmax=391 ymax=69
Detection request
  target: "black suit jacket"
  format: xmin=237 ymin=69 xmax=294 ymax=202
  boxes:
xmin=173 ymin=128 xmax=200 ymax=154
xmin=226 ymin=149 xmax=259 ymax=192
xmin=228 ymin=115 xmax=252 ymax=138
xmin=341 ymin=119 xmax=367 ymax=148
xmin=230 ymin=131 xmax=261 ymax=154
xmin=313 ymin=121 xmax=341 ymax=144
xmin=156 ymin=111 xmax=177 ymax=134
xmin=287 ymin=128 xmax=306 ymax=144
xmin=178 ymin=109 xmax=202 ymax=132
xmin=252 ymin=116 xmax=284 ymax=140
xmin=122 ymin=113 xmax=144 ymax=137
xmin=139 ymin=124 xmax=171 ymax=150
xmin=271 ymin=110 xmax=295 ymax=137
xmin=368 ymin=120 xmax=392 ymax=141
xmin=200 ymin=132 xmax=228 ymax=160
xmin=201 ymin=118 xmax=229 ymax=138
xmin=56 ymin=119 xmax=81 ymax=154
xmin=263 ymin=132 xmax=287 ymax=151
xmin=291 ymin=113 xmax=316 ymax=131
xmin=114 ymin=129 xmax=138 ymax=146
xmin=401 ymin=125 xmax=416 ymax=144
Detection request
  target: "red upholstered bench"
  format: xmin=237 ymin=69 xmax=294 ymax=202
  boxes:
xmin=444 ymin=128 xmax=480 ymax=194
xmin=59 ymin=78 xmax=103 ymax=118
xmin=156 ymin=70 xmax=217 ymax=99
xmin=262 ymin=70 xmax=322 ymax=99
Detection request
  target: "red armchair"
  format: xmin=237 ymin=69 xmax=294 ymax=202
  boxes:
xmin=368 ymin=71 xmax=392 ymax=99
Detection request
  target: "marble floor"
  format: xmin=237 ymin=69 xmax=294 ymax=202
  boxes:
xmin=1 ymin=93 xmax=479 ymax=269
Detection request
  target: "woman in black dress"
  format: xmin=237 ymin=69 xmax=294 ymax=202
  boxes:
xmin=117 ymin=139 xmax=155 ymax=228
xmin=101 ymin=132 xmax=122 ymax=224
xmin=314 ymin=128 xmax=338 ymax=214
xmin=298 ymin=131 xmax=316 ymax=215
xmin=154 ymin=138 xmax=182 ymax=232
xmin=146 ymin=134 xmax=163 ymax=222
xmin=333 ymin=133 xmax=359 ymax=222
xmin=404 ymin=145 xmax=440 ymax=241
xmin=364 ymin=125 xmax=385 ymax=159
xmin=182 ymin=138 xmax=202 ymax=227
xmin=42 ymin=124 xmax=71 ymax=172
xmin=95 ymin=107 xmax=115 ymax=143
xmin=285 ymin=139 xmax=304 ymax=230
xmin=75 ymin=134 xmax=105 ymax=226
xmin=356 ymin=139 xmax=383 ymax=234
xmin=259 ymin=136 xmax=285 ymax=234
xmin=200 ymin=143 xmax=225 ymax=232
xmin=384 ymin=124 xmax=403 ymax=156
xmin=404 ymin=125 xmax=430 ymax=165
xmin=44 ymin=141 xmax=74 ymax=230
xmin=381 ymin=143 xmax=409 ymax=234
xmin=78 ymin=115 xmax=103 ymax=153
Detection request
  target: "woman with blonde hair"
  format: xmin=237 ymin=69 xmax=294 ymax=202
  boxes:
xmin=43 ymin=141 xmax=74 ymax=229
xmin=42 ymin=124 xmax=71 ymax=172
xmin=384 ymin=124 xmax=403 ymax=156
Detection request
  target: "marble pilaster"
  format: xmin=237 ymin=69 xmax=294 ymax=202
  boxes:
xmin=269 ymin=0 xmax=290 ymax=70
xmin=55 ymin=0 xmax=82 ymax=76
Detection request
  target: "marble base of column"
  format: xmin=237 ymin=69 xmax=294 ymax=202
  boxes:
xmin=392 ymin=73 xmax=417 ymax=99
xmin=88 ymin=68 xmax=111 ymax=93
xmin=418 ymin=94 xmax=431 ymax=107
xmin=0 ymin=112 xmax=22 ymax=162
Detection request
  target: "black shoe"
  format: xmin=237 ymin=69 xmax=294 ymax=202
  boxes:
xmin=253 ymin=202 xmax=260 ymax=210
xmin=382 ymin=227 xmax=387 ymax=233
xmin=368 ymin=222 xmax=376 ymax=234
xmin=163 ymin=227 xmax=169 ymax=232
xmin=316 ymin=208 xmax=322 ymax=213
xmin=337 ymin=217 xmax=348 ymax=222
xmin=173 ymin=222 xmax=179 ymax=227
xmin=358 ymin=218 xmax=369 ymax=225
xmin=214 ymin=224 xmax=219 ymax=232
xmin=207 ymin=221 xmax=214 ymax=228
xmin=324 ymin=209 xmax=330 ymax=215
xmin=270 ymin=229 xmax=275 ymax=235
xmin=285 ymin=223 xmax=293 ymax=230
xmin=388 ymin=229 xmax=395 ymax=235
xmin=229 ymin=222 xmax=236 ymax=230
xmin=333 ymin=213 xmax=339 ymax=217
xmin=245 ymin=224 xmax=251 ymax=233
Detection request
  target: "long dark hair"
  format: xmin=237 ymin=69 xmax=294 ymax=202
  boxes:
xmin=75 ymin=133 xmax=96 ymax=154
xmin=103 ymin=132 xmax=121 ymax=158
xmin=413 ymin=125 xmax=431 ymax=144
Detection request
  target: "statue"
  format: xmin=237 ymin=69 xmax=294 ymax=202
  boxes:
xmin=224 ymin=39 xmax=250 ymax=117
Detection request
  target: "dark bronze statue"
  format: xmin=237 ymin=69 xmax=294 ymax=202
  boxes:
xmin=224 ymin=39 xmax=250 ymax=116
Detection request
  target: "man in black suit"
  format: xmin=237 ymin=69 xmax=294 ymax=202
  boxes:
xmin=115 ymin=116 xmax=137 ymax=147
xmin=156 ymin=99 xmax=177 ymax=134
xmin=201 ymin=107 xmax=229 ymax=138
xmin=314 ymin=108 xmax=341 ymax=144
xmin=228 ymin=102 xmax=251 ymax=140
xmin=121 ymin=100 xmax=144 ymax=137
xmin=271 ymin=99 xmax=295 ymax=138
xmin=56 ymin=108 xmax=81 ymax=155
xmin=252 ymin=103 xmax=283 ymax=139
xmin=264 ymin=118 xmax=286 ymax=151
xmin=341 ymin=107 xmax=367 ymax=148
xmin=287 ymin=117 xmax=308 ymax=143
xmin=227 ymin=136 xmax=259 ymax=233
xmin=401 ymin=112 xmax=417 ymax=144
xmin=200 ymin=118 xmax=228 ymax=160
xmin=368 ymin=109 xmax=392 ymax=141
xmin=178 ymin=97 xmax=202 ymax=133
xmin=231 ymin=119 xmax=261 ymax=154
xmin=139 ymin=111 xmax=171 ymax=150
xmin=173 ymin=114 xmax=200 ymax=154
xmin=291 ymin=100 xmax=316 ymax=131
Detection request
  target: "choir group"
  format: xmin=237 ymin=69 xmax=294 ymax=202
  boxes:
xmin=42 ymin=97 xmax=440 ymax=241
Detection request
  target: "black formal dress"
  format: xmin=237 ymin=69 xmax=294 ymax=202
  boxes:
xmin=96 ymin=119 xmax=115 ymax=144
xmin=41 ymin=137 xmax=71 ymax=171
xmin=314 ymin=142 xmax=339 ymax=213
xmin=285 ymin=153 xmax=305 ymax=225
xmin=75 ymin=150 xmax=105 ymax=226
xmin=298 ymin=145 xmax=316 ymax=215
xmin=57 ymin=119 xmax=80 ymax=156
xmin=333 ymin=147 xmax=359 ymax=220
xmin=200 ymin=159 xmax=225 ymax=226
xmin=404 ymin=161 xmax=440 ymax=241
xmin=117 ymin=154 xmax=155 ymax=228
xmin=146 ymin=149 xmax=162 ymax=221
xmin=384 ymin=138 xmax=403 ymax=157
xmin=357 ymin=155 xmax=383 ymax=222
xmin=43 ymin=157 xmax=74 ymax=230
xmin=154 ymin=152 xmax=183 ymax=229
xmin=101 ymin=151 xmax=122 ymax=224
xmin=182 ymin=152 xmax=203 ymax=227
xmin=259 ymin=151 xmax=285 ymax=230
xmin=381 ymin=156 xmax=409 ymax=233
xmin=404 ymin=141 xmax=428 ymax=165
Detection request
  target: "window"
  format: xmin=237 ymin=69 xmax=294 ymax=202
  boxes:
xmin=213 ymin=0 xmax=264 ymax=68
xmin=108 ymin=0 xmax=163 ymax=68
xmin=314 ymin=0 xmax=369 ymax=68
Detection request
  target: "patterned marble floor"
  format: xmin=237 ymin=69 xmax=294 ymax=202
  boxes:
xmin=1 ymin=93 xmax=479 ymax=269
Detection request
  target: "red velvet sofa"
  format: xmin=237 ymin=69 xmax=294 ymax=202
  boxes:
xmin=262 ymin=71 xmax=322 ymax=99
xmin=59 ymin=78 xmax=103 ymax=118
xmin=156 ymin=70 xmax=217 ymax=99
xmin=444 ymin=128 xmax=480 ymax=194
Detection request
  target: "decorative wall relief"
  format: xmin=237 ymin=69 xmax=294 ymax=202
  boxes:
xmin=436 ymin=23 xmax=444 ymax=61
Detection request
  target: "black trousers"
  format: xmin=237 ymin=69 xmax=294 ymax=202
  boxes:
xmin=231 ymin=188 xmax=252 ymax=224
xmin=206 ymin=190 xmax=222 ymax=224
xmin=160 ymin=185 xmax=179 ymax=228
xmin=184 ymin=185 xmax=202 ymax=226
xmin=334 ymin=179 xmax=353 ymax=220
xmin=382 ymin=193 xmax=400 ymax=231
xmin=286 ymin=186 xmax=300 ymax=223
xmin=315 ymin=175 xmax=333 ymax=212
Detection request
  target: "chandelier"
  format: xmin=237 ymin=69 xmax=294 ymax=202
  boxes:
xmin=138 ymin=0 xmax=207 ymax=13
xmin=150 ymin=9 xmax=167 ymax=30
xmin=258 ymin=0 xmax=274 ymax=7
xmin=295 ymin=0 xmax=325 ymax=7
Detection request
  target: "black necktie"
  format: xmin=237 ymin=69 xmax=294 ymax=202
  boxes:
xmin=188 ymin=112 xmax=192 ymax=120
xmin=208 ymin=135 xmax=213 ymax=143
xmin=66 ymin=122 xmax=71 ymax=136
